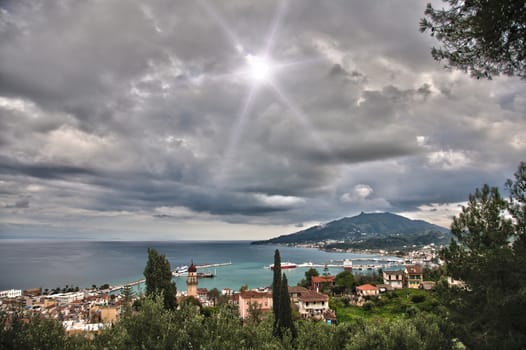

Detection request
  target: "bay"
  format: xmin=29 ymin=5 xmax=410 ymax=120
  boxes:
xmin=0 ymin=240 xmax=392 ymax=292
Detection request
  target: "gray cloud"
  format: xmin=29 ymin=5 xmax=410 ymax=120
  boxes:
xmin=0 ymin=0 xmax=524 ymax=239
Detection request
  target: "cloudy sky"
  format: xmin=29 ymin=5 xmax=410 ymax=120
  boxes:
xmin=0 ymin=0 xmax=525 ymax=240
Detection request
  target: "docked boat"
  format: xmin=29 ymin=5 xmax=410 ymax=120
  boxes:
xmin=197 ymin=272 xmax=215 ymax=278
xmin=270 ymin=262 xmax=297 ymax=270
xmin=172 ymin=265 xmax=189 ymax=276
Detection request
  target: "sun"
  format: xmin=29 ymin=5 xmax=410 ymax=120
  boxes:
xmin=245 ymin=54 xmax=273 ymax=83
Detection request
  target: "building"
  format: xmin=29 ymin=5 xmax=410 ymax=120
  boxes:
xmin=375 ymin=284 xmax=394 ymax=293
xmin=296 ymin=290 xmax=329 ymax=319
xmin=90 ymin=305 xmax=119 ymax=323
xmin=405 ymin=265 xmax=424 ymax=289
xmin=0 ymin=289 xmax=22 ymax=298
xmin=343 ymin=259 xmax=353 ymax=271
xmin=383 ymin=270 xmax=404 ymax=289
xmin=356 ymin=284 xmax=379 ymax=297
xmin=186 ymin=262 xmax=198 ymax=298
xmin=288 ymin=286 xmax=309 ymax=303
xmin=311 ymin=276 xmax=335 ymax=292
xmin=49 ymin=292 xmax=84 ymax=305
xmin=197 ymin=288 xmax=209 ymax=304
xmin=238 ymin=291 xmax=272 ymax=319
xmin=23 ymin=288 xmax=42 ymax=297
xmin=447 ymin=277 xmax=466 ymax=289
xmin=419 ymin=281 xmax=436 ymax=291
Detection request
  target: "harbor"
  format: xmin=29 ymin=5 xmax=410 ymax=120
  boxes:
xmin=265 ymin=257 xmax=404 ymax=272
xmin=110 ymin=261 xmax=232 ymax=292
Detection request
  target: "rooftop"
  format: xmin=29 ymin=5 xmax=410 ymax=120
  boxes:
xmin=356 ymin=284 xmax=378 ymax=291
xmin=298 ymin=290 xmax=329 ymax=302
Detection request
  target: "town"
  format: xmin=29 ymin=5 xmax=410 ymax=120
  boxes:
xmin=0 ymin=244 xmax=449 ymax=336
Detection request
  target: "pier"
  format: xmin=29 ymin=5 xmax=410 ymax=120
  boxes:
xmin=110 ymin=261 xmax=232 ymax=292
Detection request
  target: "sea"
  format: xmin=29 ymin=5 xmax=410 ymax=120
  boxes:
xmin=0 ymin=240 xmax=396 ymax=292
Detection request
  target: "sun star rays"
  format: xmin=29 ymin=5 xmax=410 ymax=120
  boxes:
xmin=197 ymin=0 xmax=333 ymax=187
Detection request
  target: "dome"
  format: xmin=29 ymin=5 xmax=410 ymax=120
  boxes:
xmin=188 ymin=263 xmax=197 ymax=273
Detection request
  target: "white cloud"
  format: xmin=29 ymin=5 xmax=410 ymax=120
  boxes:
xmin=427 ymin=150 xmax=471 ymax=170
xmin=340 ymin=184 xmax=374 ymax=202
xmin=400 ymin=202 xmax=465 ymax=228
xmin=254 ymin=194 xmax=305 ymax=208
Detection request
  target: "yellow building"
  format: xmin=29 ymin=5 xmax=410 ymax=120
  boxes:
xmin=186 ymin=262 xmax=198 ymax=297
xmin=405 ymin=264 xmax=424 ymax=289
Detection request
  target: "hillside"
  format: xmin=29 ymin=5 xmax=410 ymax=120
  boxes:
xmin=252 ymin=212 xmax=450 ymax=248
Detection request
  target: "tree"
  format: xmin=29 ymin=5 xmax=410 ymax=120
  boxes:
xmin=278 ymin=274 xmax=296 ymax=339
xmin=207 ymin=288 xmax=220 ymax=307
xmin=506 ymin=161 xmax=526 ymax=250
xmin=0 ymin=311 xmax=68 ymax=350
xmin=299 ymin=267 xmax=319 ymax=288
xmin=440 ymin=165 xmax=526 ymax=349
xmin=271 ymin=249 xmax=281 ymax=337
xmin=335 ymin=270 xmax=355 ymax=294
xmin=121 ymin=285 xmax=135 ymax=317
xmin=144 ymin=248 xmax=177 ymax=310
xmin=420 ymin=0 xmax=526 ymax=79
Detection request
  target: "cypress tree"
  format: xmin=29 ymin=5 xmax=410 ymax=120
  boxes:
xmin=279 ymin=274 xmax=296 ymax=339
xmin=272 ymin=249 xmax=282 ymax=336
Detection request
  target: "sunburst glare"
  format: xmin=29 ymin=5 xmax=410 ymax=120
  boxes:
xmin=245 ymin=54 xmax=273 ymax=83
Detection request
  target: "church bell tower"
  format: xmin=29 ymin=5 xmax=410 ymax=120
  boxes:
xmin=186 ymin=261 xmax=198 ymax=297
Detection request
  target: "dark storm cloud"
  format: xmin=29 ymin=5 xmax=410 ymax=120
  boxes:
xmin=0 ymin=156 xmax=98 ymax=180
xmin=0 ymin=0 xmax=525 ymax=238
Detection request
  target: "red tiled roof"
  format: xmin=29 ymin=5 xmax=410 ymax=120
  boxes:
xmin=312 ymin=276 xmax=335 ymax=283
xmin=298 ymin=290 xmax=329 ymax=302
xmin=406 ymin=264 xmax=423 ymax=274
xmin=239 ymin=291 xmax=272 ymax=299
xmin=288 ymin=286 xmax=308 ymax=293
xmin=356 ymin=284 xmax=378 ymax=291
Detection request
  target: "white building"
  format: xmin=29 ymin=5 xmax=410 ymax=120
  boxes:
xmin=50 ymin=292 xmax=85 ymax=305
xmin=383 ymin=270 xmax=404 ymax=289
xmin=296 ymin=290 xmax=329 ymax=319
xmin=0 ymin=289 xmax=22 ymax=298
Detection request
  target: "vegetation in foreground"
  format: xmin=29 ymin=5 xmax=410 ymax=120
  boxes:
xmin=1 ymin=295 xmax=456 ymax=350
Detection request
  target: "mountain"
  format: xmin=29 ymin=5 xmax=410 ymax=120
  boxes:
xmin=252 ymin=212 xmax=450 ymax=248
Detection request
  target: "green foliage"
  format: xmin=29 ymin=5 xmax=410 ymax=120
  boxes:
xmin=143 ymin=248 xmax=177 ymax=310
xmin=121 ymin=285 xmax=134 ymax=317
xmin=420 ymin=0 xmax=526 ymax=79
xmin=335 ymin=270 xmax=356 ymax=293
xmin=331 ymin=289 xmax=444 ymax=323
xmin=347 ymin=315 xmax=454 ymax=350
xmin=299 ymin=267 xmax=319 ymax=288
xmin=2 ymin=292 xmax=455 ymax=350
xmin=272 ymin=249 xmax=282 ymax=337
xmin=439 ymin=162 xmax=526 ymax=349
xmin=0 ymin=311 xmax=67 ymax=350
xmin=354 ymin=271 xmax=383 ymax=286
xmin=423 ymin=266 xmax=444 ymax=282
xmin=278 ymin=274 xmax=296 ymax=339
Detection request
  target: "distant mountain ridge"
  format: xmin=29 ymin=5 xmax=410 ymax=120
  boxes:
xmin=252 ymin=212 xmax=450 ymax=248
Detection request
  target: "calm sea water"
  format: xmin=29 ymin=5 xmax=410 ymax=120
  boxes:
xmin=0 ymin=241 xmax=389 ymax=292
